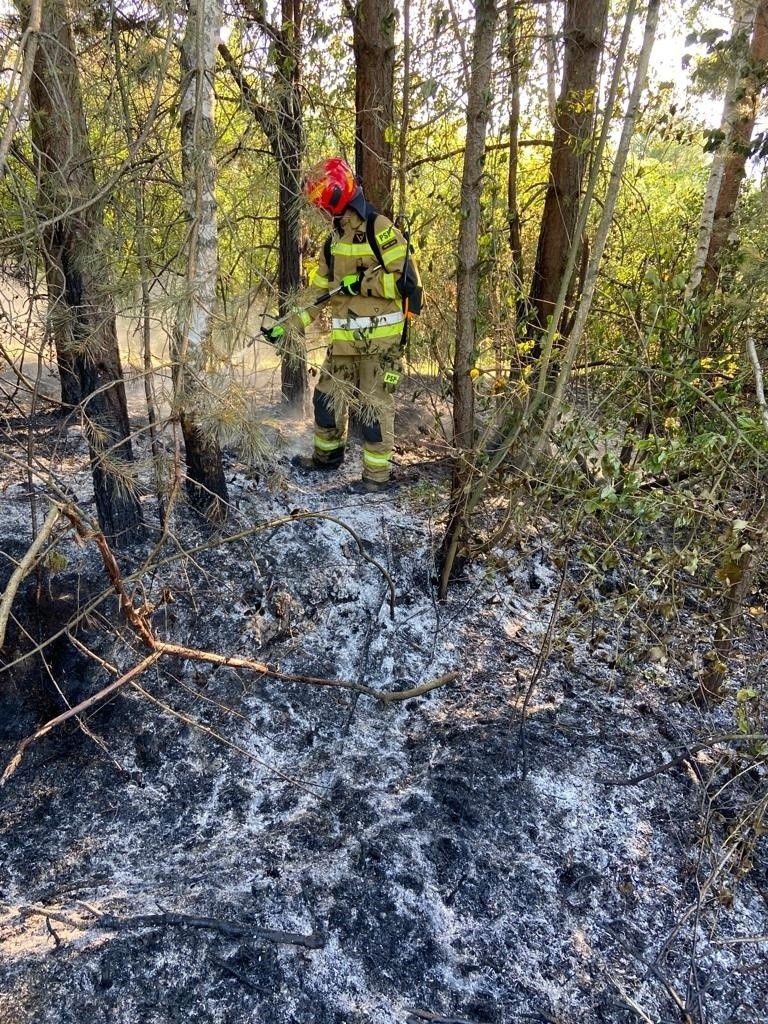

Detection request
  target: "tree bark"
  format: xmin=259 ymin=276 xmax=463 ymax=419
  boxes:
xmin=700 ymin=0 xmax=768 ymax=294
xmin=527 ymin=0 xmax=608 ymax=351
xmin=218 ymin=16 xmax=308 ymax=409
xmin=506 ymin=0 xmax=524 ymax=288
xmin=275 ymin=0 xmax=308 ymax=407
xmin=175 ymin=0 xmax=228 ymax=521
xmin=0 ymin=0 xmax=41 ymax=174
xmin=544 ymin=0 xmax=559 ymax=126
xmin=532 ymin=0 xmax=660 ymax=454
xmin=439 ymin=0 xmax=499 ymax=599
xmin=26 ymin=0 xmax=144 ymax=546
xmin=396 ymin=0 xmax=412 ymax=220
xmin=347 ymin=0 xmax=396 ymax=213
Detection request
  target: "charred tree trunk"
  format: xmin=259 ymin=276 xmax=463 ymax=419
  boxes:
xmin=527 ymin=0 xmax=608 ymax=353
xmin=175 ymin=0 xmax=228 ymax=521
xmin=219 ymin=6 xmax=308 ymax=409
xmin=26 ymin=0 xmax=144 ymax=546
xmin=346 ymin=0 xmax=396 ymax=213
xmin=275 ymin=0 xmax=307 ymax=407
xmin=439 ymin=0 xmax=499 ymax=599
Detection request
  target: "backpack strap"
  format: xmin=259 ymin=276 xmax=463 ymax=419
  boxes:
xmin=366 ymin=212 xmax=384 ymax=266
xmin=323 ymin=234 xmax=333 ymax=280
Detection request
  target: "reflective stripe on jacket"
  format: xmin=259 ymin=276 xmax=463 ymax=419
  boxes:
xmin=304 ymin=208 xmax=415 ymax=354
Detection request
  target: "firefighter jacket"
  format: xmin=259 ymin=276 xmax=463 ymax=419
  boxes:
xmin=297 ymin=205 xmax=417 ymax=357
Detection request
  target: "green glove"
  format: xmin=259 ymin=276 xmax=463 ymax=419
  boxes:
xmin=339 ymin=272 xmax=364 ymax=296
xmin=261 ymin=323 xmax=286 ymax=344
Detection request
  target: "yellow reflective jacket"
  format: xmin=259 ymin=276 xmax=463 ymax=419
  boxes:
xmin=300 ymin=207 xmax=419 ymax=356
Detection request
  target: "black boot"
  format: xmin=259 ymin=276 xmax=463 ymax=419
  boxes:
xmin=347 ymin=477 xmax=400 ymax=494
xmin=291 ymin=454 xmax=343 ymax=473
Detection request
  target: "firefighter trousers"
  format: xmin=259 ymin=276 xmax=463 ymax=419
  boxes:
xmin=311 ymin=347 xmax=402 ymax=482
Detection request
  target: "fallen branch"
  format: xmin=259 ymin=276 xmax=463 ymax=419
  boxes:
xmin=20 ymin=906 xmax=324 ymax=949
xmin=0 ymin=502 xmax=60 ymax=649
xmin=94 ymin=911 xmax=325 ymax=948
xmin=600 ymin=733 xmax=768 ymax=788
xmin=1 ymin=652 xmax=163 ymax=785
xmin=62 ymin=506 xmax=455 ymax=702
xmin=2 ymin=509 xmax=458 ymax=784
xmin=406 ymin=1009 xmax=488 ymax=1024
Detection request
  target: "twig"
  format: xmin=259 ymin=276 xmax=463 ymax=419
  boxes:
xmin=600 ymin=733 xmax=768 ymax=787
xmin=0 ymin=502 xmax=60 ymax=649
xmin=604 ymin=973 xmax=655 ymax=1024
xmin=130 ymin=680 xmax=324 ymax=795
xmin=514 ymin=544 xmax=571 ymax=780
xmin=45 ymin=915 xmax=62 ymax=948
xmin=600 ymin=744 xmax=713 ymax=787
xmin=210 ymin=955 xmax=266 ymax=993
xmin=20 ymin=904 xmax=324 ymax=948
xmin=2 ymin=507 xmax=459 ymax=784
xmin=20 ymin=906 xmax=91 ymax=930
xmin=94 ymin=911 xmax=325 ymax=948
xmin=405 ymin=1009 xmax=485 ymax=1024
xmin=746 ymin=336 xmax=768 ymax=432
xmin=1 ymin=653 xmax=163 ymax=786
xmin=605 ymin=922 xmax=694 ymax=1024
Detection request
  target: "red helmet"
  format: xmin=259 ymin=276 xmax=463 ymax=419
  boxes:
xmin=303 ymin=157 xmax=357 ymax=216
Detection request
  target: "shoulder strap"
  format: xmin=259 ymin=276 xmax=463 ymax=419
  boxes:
xmin=366 ymin=212 xmax=385 ymax=266
xmin=323 ymin=234 xmax=333 ymax=279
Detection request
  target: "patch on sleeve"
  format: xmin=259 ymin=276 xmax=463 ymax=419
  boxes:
xmin=376 ymin=226 xmax=398 ymax=251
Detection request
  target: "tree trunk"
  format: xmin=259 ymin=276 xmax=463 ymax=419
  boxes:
xmin=439 ymin=0 xmax=499 ymax=599
xmin=218 ymin=17 xmax=308 ymax=409
xmin=506 ymin=0 xmax=524 ymax=288
xmin=27 ymin=0 xmax=144 ymax=547
xmin=175 ymin=0 xmax=228 ymax=521
xmin=531 ymin=0 xmax=660 ymax=454
xmin=348 ymin=0 xmax=396 ymax=213
xmin=438 ymin=0 xmax=650 ymax=597
xmin=396 ymin=0 xmax=412 ymax=220
xmin=527 ymin=0 xmax=608 ymax=351
xmin=275 ymin=0 xmax=308 ymax=408
xmin=700 ymin=0 xmax=768 ymax=294
xmin=544 ymin=0 xmax=559 ymax=125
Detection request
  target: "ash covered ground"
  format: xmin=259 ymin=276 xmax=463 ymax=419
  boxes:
xmin=1 ymin=388 xmax=767 ymax=1024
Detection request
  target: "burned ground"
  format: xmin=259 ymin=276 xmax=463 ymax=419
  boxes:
xmin=1 ymin=394 xmax=767 ymax=1024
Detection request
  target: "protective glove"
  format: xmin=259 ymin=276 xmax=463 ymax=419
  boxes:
xmin=339 ymin=272 xmax=364 ymax=297
xmin=261 ymin=323 xmax=286 ymax=345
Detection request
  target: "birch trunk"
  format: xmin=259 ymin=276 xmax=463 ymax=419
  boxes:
xmin=175 ymin=0 xmax=228 ymax=520
xmin=685 ymin=0 xmax=756 ymax=299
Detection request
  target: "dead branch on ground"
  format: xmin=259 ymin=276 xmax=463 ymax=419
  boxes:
xmin=0 ymin=502 xmax=60 ymax=649
xmin=20 ymin=905 xmax=324 ymax=948
xmin=2 ymin=507 xmax=457 ymax=784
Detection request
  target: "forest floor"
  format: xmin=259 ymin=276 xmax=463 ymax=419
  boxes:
xmin=0 ymin=367 xmax=767 ymax=1024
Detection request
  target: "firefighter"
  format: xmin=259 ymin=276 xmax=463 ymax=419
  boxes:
xmin=263 ymin=157 xmax=420 ymax=493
